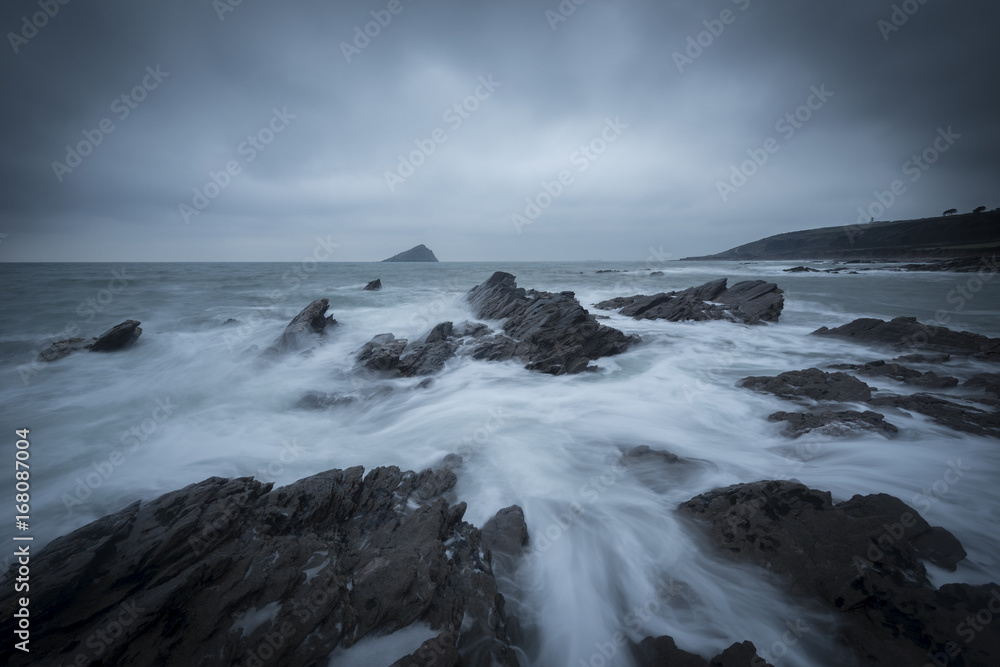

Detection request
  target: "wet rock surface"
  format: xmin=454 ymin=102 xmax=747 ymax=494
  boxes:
xmin=678 ymin=480 xmax=999 ymax=667
xmin=813 ymin=316 xmax=1000 ymax=361
xmin=630 ymin=636 xmax=774 ymax=667
xmin=869 ymin=393 xmax=1000 ymax=438
xmin=466 ymin=272 xmax=639 ymax=374
xmin=829 ymin=360 xmax=959 ymax=388
xmin=39 ymin=319 xmax=143 ymax=361
xmin=595 ymin=278 xmax=784 ymax=325
xmin=0 ymin=466 xmax=519 ymax=667
xmin=739 ymin=368 xmax=873 ymax=402
xmin=768 ymin=409 xmax=898 ymax=438
xmin=265 ymin=298 xmax=338 ymax=355
xmin=364 ymin=278 xmax=383 ymax=291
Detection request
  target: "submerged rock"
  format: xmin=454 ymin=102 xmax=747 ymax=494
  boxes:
xmin=39 ymin=319 xmax=142 ymax=361
xmin=0 ymin=466 xmax=519 ymax=667
xmin=265 ymin=298 xmax=338 ymax=355
xmin=965 ymin=373 xmax=1000 ymax=396
xmin=831 ymin=360 xmax=959 ymax=388
xmin=739 ymin=368 xmax=873 ymax=402
xmin=869 ymin=393 xmax=1000 ymax=438
xmin=768 ymin=410 xmax=897 ymax=438
xmin=595 ymin=278 xmax=784 ymax=325
xmin=678 ymin=480 xmax=998 ymax=667
xmin=466 ymin=272 xmax=639 ymax=375
xmin=813 ymin=316 xmax=1000 ymax=360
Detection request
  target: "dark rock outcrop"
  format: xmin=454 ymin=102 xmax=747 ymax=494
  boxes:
xmin=966 ymin=373 xmax=1000 ymax=396
xmin=265 ymin=298 xmax=338 ymax=355
xmin=813 ymin=317 xmax=1000 ymax=361
xmin=0 ymin=466 xmax=519 ymax=667
xmin=466 ymin=272 xmax=639 ymax=375
xmin=39 ymin=319 xmax=143 ymax=361
xmin=356 ymin=333 xmax=409 ymax=373
xmin=678 ymin=480 xmax=1000 ymax=667
xmin=481 ymin=506 xmax=529 ymax=575
xmin=595 ymin=279 xmax=783 ymax=325
xmin=364 ymin=278 xmax=383 ymax=291
xmin=355 ymin=323 xmax=462 ymax=378
xmin=830 ymin=360 xmax=959 ymax=388
xmin=893 ymin=353 xmax=952 ymax=364
xmin=739 ymin=368 xmax=873 ymax=402
xmin=631 ymin=635 xmax=774 ymax=667
xmin=869 ymin=393 xmax=1000 ymax=438
xmin=783 ymin=266 xmax=820 ymax=273
xmin=383 ymin=244 xmax=439 ymax=262
xmin=768 ymin=409 xmax=898 ymax=438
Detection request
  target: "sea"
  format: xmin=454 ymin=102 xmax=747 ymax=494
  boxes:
xmin=1 ymin=260 xmax=999 ymax=666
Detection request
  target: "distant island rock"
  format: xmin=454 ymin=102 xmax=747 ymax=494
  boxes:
xmin=382 ymin=244 xmax=439 ymax=262
xmin=682 ymin=210 xmax=1000 ymax=261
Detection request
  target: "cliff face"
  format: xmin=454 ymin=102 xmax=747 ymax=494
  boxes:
xmin=682 ymin=211 xmax=1000 ymax=261
xmin=382 ymin=244 xmax=439 ymax=262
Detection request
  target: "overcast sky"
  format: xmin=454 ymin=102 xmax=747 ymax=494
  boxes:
xmin=0 ymin=0 xmax=996 ymax=261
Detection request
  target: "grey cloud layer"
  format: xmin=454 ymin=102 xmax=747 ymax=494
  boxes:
xmin=0 ymin=0 xmax=996 ymax=261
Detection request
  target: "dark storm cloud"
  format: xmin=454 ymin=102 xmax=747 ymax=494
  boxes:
xmin=0 ymin=0 xmax=997 ymax=261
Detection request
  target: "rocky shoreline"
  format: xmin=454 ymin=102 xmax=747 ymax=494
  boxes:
xmin=14 ymin=271 xmax=1000 ymax=665
xmin=4 ymin=459 xmax=997 ymax=666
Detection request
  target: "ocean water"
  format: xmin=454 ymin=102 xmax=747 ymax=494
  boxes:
xmin=2 ymin=260 xmax=999 ymax=666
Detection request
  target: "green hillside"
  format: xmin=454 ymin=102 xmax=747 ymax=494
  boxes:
xmin=682 ymin=210 xmax=1000 ymax=261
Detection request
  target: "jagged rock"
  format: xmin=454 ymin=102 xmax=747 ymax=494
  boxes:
xmin=222 ymin=318 xmax=239 ymax=326
xmin=677 ymin=480 xmax=999 ymax=667
xmin=630 ymin=635 xmax=774 ymax=667
xmin=266 ymin=298 xmax=337 ymax=355
xmin=466 ymin=272 xmax=639 ymax=375
xmin=89 ymin=320 xmax=143 ymax=352
xmin=399 ymin=323 xmax=461 ymax=377
xmin=356 ymin=333 xmax=408 ymax=373
xmin=813 ymin=317 xmax=1000 ymax=361
xmin=481 ymin=506 xmax=529 ymax=578
xmin=739 ymin=368 xmax=873 ymax=402
xmin=355 ymin=324 xmax=463 ymax=378
xmin=783 ymin=266 xmax=821 ymax=273
xmin=595 ymin=279 xmax=783 ymax=325
xmin=364 ymin=278 xmax=383 ymax=291
xmin=768 ymin=410 xmax=897 ymax=438
xmin=38 ymin=319 xmax=143 ymax=361
xmin=0 ymin=466 xmax=519 ymax=667
xmin=869 ymin=393 xmax=1000 ymax=438
xmin=833 ymin=360 xmax=959 ymax=388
